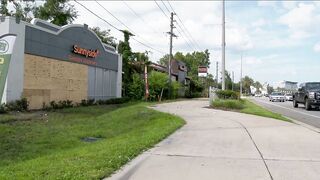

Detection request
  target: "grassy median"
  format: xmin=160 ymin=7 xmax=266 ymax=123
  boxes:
xmin=211 ymin=99 xmax=291 ymax=122
xmin=0 ymin=102 xmax=185 ymax=179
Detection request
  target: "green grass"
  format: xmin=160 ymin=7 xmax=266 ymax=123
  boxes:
xmin=0 ymin=102 xmax=185 ymax=179
xmin=211 ymin=99 xmax=291 ymax=122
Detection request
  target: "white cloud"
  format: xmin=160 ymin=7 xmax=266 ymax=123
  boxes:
xmin=278 ymin=3 xmax=320 ymax=39
xmin=313 ymin=42 xmax=320 ymax=52
xmin=252 ymin=18 xmax=267 ymax=27
xmin=281 ymin=1 xmax=297 ymax=10
xmin=257 ymin=1 xmax=278 ymax=8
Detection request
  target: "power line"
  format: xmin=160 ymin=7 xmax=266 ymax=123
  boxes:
xmin=74 ymin=0 xmax=165 ymax=55
xmin=154 ymin=0 xmax=169 ymax=19
xmin=155 ymin=0 xmax=196 ymax=51
xmin=167 ymin=1 xmax=202 ymax=50
xmin=95 ymin=1 xmax=135 ymax=34
xmin=122 ymin=1 xmax=160 ymax=35
xmin=74 ymin=0 xmax=120 ymax=31
xmin=161 ymin=0 xmax=171 ymax=14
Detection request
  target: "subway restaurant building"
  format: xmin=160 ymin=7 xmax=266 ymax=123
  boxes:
xmin=0 ymin=17 xmax=122 ymax=109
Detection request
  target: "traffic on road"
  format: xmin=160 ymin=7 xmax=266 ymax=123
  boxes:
xmin=251 ymin=96 xmax=320 ymax=129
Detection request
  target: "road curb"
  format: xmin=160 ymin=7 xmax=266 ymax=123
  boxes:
xmin=283 ymin=115 xmax=320 ymax=133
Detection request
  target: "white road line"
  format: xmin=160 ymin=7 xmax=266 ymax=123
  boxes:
xmin=253 ymin=99 xmax=320 ymax=119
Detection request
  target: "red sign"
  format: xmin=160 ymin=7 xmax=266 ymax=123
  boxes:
xmin=198 ymin=66 xmax=208 ymax=73
xmin=73 ymin=45 xmax=99 ymax=58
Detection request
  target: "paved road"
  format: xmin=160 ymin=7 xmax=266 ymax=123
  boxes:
xmin=251 ymin=97 xmax=320 ymax=128
xmin=107 ymin=99 xmax=320 ymax=180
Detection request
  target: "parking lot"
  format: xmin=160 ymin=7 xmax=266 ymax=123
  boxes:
xmin=251 ymin=97 xmax=320 ymax=129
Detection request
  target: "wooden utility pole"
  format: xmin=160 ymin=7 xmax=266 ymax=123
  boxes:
xmin=167 ymin=12 xmax=177 ymax=98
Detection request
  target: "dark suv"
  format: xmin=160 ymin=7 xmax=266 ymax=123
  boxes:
xmin=293 ymin=82 xmax=320 ymax=110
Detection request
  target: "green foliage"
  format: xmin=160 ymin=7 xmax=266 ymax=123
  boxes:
xmin=171 ymin=81 xmax=181 ymax=99
xmin=148 ymin=71 xmax=168 ymax=101
xmin=242 ymin=76 xmax=254 ymax=94
xmin=34 ymin=0 xmax=77 ymax=26
xmin=0 ymin=103 xmax=7 ymax=113
xmin=211 ymin=99 xmax=245 ymax=110
xmin=0 ymin=0 xmax=10 ymax=16
xmin=127 ymin=73 xmax=144 ymax=100
xmin=215 ymin=90 xmax=240 ymax=99
xmin=185 ymin=78 xmax=204 ymax=98
xmin=80 ymin=99 xmax=95 ymax=107
xmin=0 ymin=103 xmax=184 ymax=179
xmin=90 ymin=27 xmax=117 ymax=48
xmin=5 ymin=98 xmax=29 ymax=112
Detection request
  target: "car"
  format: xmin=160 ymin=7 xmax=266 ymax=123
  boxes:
xmin=269 ymin=92 xmax=285 ymax=102
xmin=255 ymin=94 xmax=262 ymax=97
xmin=285 ymin=93 xmax=293 ymax=101
xmin=293 ymin=82 xmax=320 ymax=110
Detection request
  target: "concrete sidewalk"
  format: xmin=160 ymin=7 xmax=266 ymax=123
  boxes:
xmin=106 ymin=99 xmax=320 ymax=180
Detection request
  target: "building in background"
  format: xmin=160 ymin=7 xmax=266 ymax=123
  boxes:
xmin=276 ymin=80 xmax=298 ymax=93
xmin=0 ymin=17 xmax=122 ymax=109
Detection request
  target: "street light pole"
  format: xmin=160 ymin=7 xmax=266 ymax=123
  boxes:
xmin=221 ymin=0 xmax=226 ymax=90
xmin=240 ymin=54 xmax=243 ymax=97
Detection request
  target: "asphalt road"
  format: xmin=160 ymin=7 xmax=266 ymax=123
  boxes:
xmin=251 ymin=97 xmax=320 ymax=128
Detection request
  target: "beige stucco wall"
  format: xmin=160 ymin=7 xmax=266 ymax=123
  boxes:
xmin=23 ymin=54 xmax=88 ymax=109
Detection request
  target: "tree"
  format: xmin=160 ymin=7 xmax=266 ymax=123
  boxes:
xmin=267 ymin=84 xmax=274 ymax=94
xmin=34 ymin=0 xmax=77 ymax=26
xmin=127 ymin=73 xmax=144 ymax=100
xmin=242 ymin=76 xmax=254 ymax=94
xmin=1 ymin=0 xmax=35 ymax=22
xmin=253 ymin=81 xmax=263 ymax=93
xmin=118 ymin=30 xmax=134 ymax=96
xmin=0 ymin=0 xmax=10 ymax=16
xmin=90 ymin=27 xmax=117 ymax=48
xmin=148 ymin=71 xmax=168 ymax=101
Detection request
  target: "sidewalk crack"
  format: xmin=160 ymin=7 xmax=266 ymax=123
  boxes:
xmin=234 ymin=120 xmax=274 ymax=180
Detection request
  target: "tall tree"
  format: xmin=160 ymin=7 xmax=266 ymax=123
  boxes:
xmin=242 ymin=76 xmax=254 ymax=94
xmin=118 ymin=30 xmax=134 ymax=96
xmin=90 ymin=27 xmax=117 ymax=48
xmin=34 ymin=0 xmax=77 ymax=26
xmin=0 ymin=0 xmax=10 ymax=16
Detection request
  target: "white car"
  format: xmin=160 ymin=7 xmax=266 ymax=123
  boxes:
xmin=285 ymin=93 xmax=293 ymax=101
xmin=269 ymin=92 xmax=285 ymax=102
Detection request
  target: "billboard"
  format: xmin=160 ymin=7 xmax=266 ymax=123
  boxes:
xmin=0 ymin=34 xmax=17 ymax=103
xmin=198 ymin=66 xmax=208 ymax=77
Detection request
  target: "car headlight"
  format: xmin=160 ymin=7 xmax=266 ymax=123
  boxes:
xmin=309 ymin=92 xmax=315 ymax=99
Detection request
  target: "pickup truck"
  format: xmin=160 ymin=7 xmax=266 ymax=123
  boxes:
xmin=293 ymin=82 xmax=320 ymax=110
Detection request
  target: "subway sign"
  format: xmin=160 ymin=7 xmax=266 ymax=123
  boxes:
xmin=72 ymin=45 xmax=99 ymax=58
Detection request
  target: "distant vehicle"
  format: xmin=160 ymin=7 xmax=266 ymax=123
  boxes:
xmin=269 ymin=92 xmax=285 ymax=102
xmin=293 ymin=82 xmax=320 ymax=110
xmin=285 ymin=93 xmax=293 ymax=101
xmin=255 ymin=94 xmax=262 ymax=97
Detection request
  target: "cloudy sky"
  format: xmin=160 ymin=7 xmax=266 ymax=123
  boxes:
xmin=39 ymin=1 xmax=320 ymax=86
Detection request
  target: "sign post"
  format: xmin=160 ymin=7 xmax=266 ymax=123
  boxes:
xmin=0 ymin=34 xmax=17 ymax=103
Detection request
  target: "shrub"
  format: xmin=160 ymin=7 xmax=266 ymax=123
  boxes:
xmin=211 ymin=99 xmax=245 ymax=110
xmin=215 ymin=90 xmax=239 ymax=100
xmin=104 ymin=97 xmax=130 ymax=104
xmin=127 ymin=73 xmax=144 ymax=100
xmin=0 ymin=103 xmax=7 ymax=114
xmin=6 ymin=98 xmax=29 ymax=112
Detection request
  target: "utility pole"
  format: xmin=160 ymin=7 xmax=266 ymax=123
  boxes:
xmin=167 ymin=12 xmax=177 ymax=98
xmin=240 ymin=54 xmax=243 ymax=97
xmin=221 ymin=0 xmax=226 ymax=90
xmin=232 ymin=71 xmax=234 ymax=91
xmin=216 ymin=61 xmax=219 ymax=88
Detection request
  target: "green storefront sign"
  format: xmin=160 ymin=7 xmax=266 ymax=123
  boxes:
xmin=0 ymin=35 xmax=16 ymax=102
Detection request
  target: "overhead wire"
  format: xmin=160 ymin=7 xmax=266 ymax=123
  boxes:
xmin=167 ymin=1 xmax=202 ymax=50
xmin=155 ymin=0 xmax=196 ymax=51
xmin=74 ymin=0 xmax=166 ymax=55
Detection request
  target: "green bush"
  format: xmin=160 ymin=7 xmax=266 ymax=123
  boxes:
xmin=127 ymin=73 xmax=144 ymax=100
xmin=0 ymin=103 xmax=7 ymax=114
xmin=5 ymin=98 xmax=29 ymax=112
xmin=215 ymin=90 xmax=239 ymax=99
xmin=211 ymin=99 xmax=245 ymax=110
